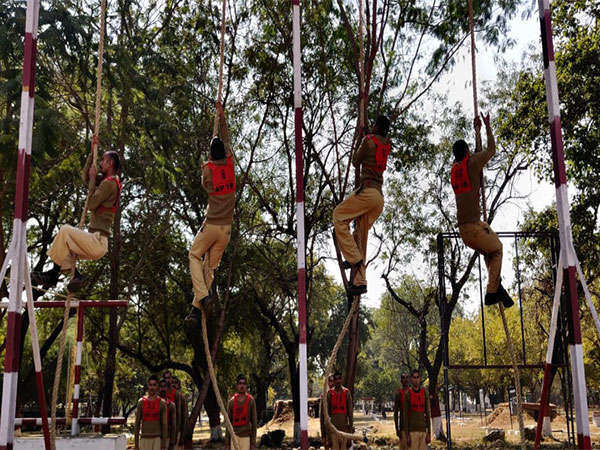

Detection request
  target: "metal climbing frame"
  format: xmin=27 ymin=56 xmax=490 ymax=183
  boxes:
xmin=437 ymin=231 xmax=575 ymax=449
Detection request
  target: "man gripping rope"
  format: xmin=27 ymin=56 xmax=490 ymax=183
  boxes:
xmin=333 ymin=115 xmax=390 ymax=296
xmin=185 ymin=102 xmax=235 ymax=326
xmin=32 ymin=142 xmax=122 ymax=292
xmin=451 ymin=113 xmax=513 ymax=308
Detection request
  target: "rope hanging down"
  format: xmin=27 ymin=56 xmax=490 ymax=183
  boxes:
xmin=200 ymin=304 xmax=239 ymax=450
xmin=214 ymin=0 xmax=227 ymax=133
xmin=50 ymin=0 xmax=108 ymax=447
xmin=467 ymin=1 xmax=525 ymax=447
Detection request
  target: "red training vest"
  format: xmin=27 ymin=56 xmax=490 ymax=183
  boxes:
xmin=364 ymin=135 xmax=391 ymax=173
xmin=166 ymin=389 xmax=176 ymax=403
xmin=206 ymin=156 xmax=235 ymax=196
xmin=451 ymin=155 xmax=471 ymax=195
xmin=96 ymin=176 xmax=122 ymax=214
xmin=164 ymin=397 xmax=172 ymax=423
xmin=330 ymin=388 xmax=348 ymax=415
xmin=398 ymin=387 xmax=409 ymax=411
xmin=142 ymin=396 xmax=161 ymax=422
xmin=232 ymin=393 xmax=251 ymax=427
xmin=409 ymin=388 xmax=425 ymax=413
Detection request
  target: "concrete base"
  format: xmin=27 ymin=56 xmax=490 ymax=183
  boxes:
xmin=14 ymin=434 xmax=126 ymax=449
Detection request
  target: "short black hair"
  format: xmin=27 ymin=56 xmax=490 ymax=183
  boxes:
xmin=236 ymin=374 xmax=246 ymax=383
xmin=159 ymin=378 xmax=169 ymax=386
xmin=410 ymin=369 xmax=420 ymax=377
xmin=148 ymin=374 xmax=159 ymax=383
xmin=452 ymin=140 xmax=468 ymax=162
xmin=333 ymin=371 xmax=342 ymax=378
xmin=375 ymin=115 xmax=391 ymax=137
xmin=104 ymin=151 xmax=121 ymax=172
xmin=211 ymin=136 xmax=226 ymax=160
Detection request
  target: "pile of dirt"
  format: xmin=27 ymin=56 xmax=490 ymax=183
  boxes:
xmin=269 ymin=400 xmax=294 ymax=425
xmin=486 ymin=403 xmax=560 ymax=427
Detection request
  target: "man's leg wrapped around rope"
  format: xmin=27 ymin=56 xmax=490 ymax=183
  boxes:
xmin=186 ymin=222 xmax=231 ymax=325
xmin=458 ymin=221 xmax=512 ymax=307
xmin=33 ymin=224 xmax=108 ymax=291
xmin=333 ymin=187 xmax=383 ymax=294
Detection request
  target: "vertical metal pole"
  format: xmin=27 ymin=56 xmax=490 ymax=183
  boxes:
xmin=477 ymin=255 xmax=487 ymax=365
xmin=437 ymin=234 xmax=451 ymax=450
xmin=514 ymin=236 xmax=526 ymax=364
xmin=538 ymin=1 xmax=590 ymax=447
xmin=0 ymin=1 xmax=46 ymax=449
xmin=292 ymin=1 xmax=308 ymax=448
xmin=71 ymin=307 xmax=85 ymax=436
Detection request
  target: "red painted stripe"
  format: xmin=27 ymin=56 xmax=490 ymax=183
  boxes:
xmin=549 ymin=118 xmax=566 ymax=187
xmin=74 ymin=365 xmax=81 ymax=383
xmin=534 ymin=363 xmax=553 ymax=449
xmin=4 ymin=312 xmax=22 ymax=372
xmin=301 ymin=429 xmax=308 ymax=448
xmin=578 ymin=434 xmax=591 ymax=449
xmin=77 ymin=306 xmax=85 ymax=340
xmin=298 ymin=268 xmax=306 ymax=343
xmin=565 ymin=266 xmax=582 ymax=344
xmin=35 ymin=371 xmax=51 ymax=449
xmin=28 ymin=38 xmax=37 ymax=98
xmin=72 ymin=399 xmax=79 ymax=418
xmin=543 ymin=10 xmax=554 ymax=65
xmin=78 ymin=418 xmax=125 ymax=425
xmin=295 ymin=107 xmax=304 ymax=203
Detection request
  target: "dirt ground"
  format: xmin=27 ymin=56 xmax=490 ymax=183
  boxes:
xmin=186 ymin=408 xmax=600 ymax=449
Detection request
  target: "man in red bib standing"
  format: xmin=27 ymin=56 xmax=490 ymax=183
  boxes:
xmin=393 ymin=372 xmax=410 ymax=449
xmin=226 ymin=374 xmax=257 ymax=450
xmin=326 ymin=371 xmax=354 ymax=450
xmin=185 ymin=102 xmax=235 ymax=326
xmin=403 ymin=370 xmax=430 ymax=450
xmin=134 ymin=375 xmax=168 ymax=450
xmin=32 ymin=145 xmax=122 ymax=292
xmin=451 ymin=113 xmax=512 ymax=308
xmin=159 ymin=378 xmax=177 ymax=449
xmin=333 ymin=115 xmax=390 ymax=296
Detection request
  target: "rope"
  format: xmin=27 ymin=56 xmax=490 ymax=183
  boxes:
xmin=498 ymin=303 xmax=526 ymax=447
xmin=50 ymin=0 xmax=107 ymax=447
xmin=321 ymin=295 xmax=365 ymax=442
xmin=214 ymin=0 xmax=227 ymax=132
xmin=199 ymin=304 xmax=239 ymax=450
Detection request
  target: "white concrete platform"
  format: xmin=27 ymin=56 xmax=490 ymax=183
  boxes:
xmin=14 ymin=434 xmax=126 ymax=449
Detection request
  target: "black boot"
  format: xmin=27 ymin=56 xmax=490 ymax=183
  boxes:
xmin=341 ymin=259 xmax=364 ymax=270
xmin=497 ymin=283 xmax=514 ymax=308
xmin=347 ymin=284 xmax=367 ymax=296
xmin=67 ymin=269 xmax=88 ymax=293
xmin=484 ymin=291 xmax=500 ymax=306
xmin=184 ymin=306 xmax=203 ymax=328
xmin=31 ymin=264 xmax=61 ymax=288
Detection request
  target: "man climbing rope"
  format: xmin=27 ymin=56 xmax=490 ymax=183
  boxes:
xmin=159 ymin=378 xmax=177 ymax=450
xmin=226 ymin=374 xmax=257 ymax=450
xmin=403 ymin=369 xmax=430 ymax=450
xmin=320 ymin=374 xmax=335 ymax=449
xmin=31 ymin=144 xmax=122 ymax=292
xmin=134 ymin=375 xmax=168 ymax=450
xmin=394 ymin=372 xmax=410 ymax=449
xmin=185 ymin=102 xmax=235 ymax=326
xmin=333 ymin=115 xmax=391 ymax=296
xmin=451 ymin=113 xmax=513 ymax=308
xmin=327 ymin=371 xmax=354 ymax=450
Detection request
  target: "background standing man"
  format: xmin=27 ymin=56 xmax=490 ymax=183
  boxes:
xmin=394 ymin=372 xmax=410 ymax=449
xmin=326 ymin=371 xmax=354 ymax=450
xmin=403 ymin=370 xmax=431 ymax=450
xmin=226 ymin=374 xmax=257 ymax=450
xmin=134 ymin=375 xmax=168 ymax=450
xmin=320 ymin=375 xmax=335 ymax=449
xmin=159 ymin=378 xmax=177 ymax=449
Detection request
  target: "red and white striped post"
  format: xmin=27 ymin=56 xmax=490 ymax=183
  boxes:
xmin=537 ymin=0 xmax=591 ymax=447
xmin=292 ymin=1 xmax=308 ymax=448
xmin=70 ymin=306 xmax=86 ymax=435
xmin=0 ymin=0 xmax=50 ymax=449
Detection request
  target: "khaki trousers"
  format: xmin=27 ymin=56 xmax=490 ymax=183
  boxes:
xmin=459 ymin=221 xmax=502 ymax=293
xmin=331 ymin=434 xmax=347 ymax=450
xmin=398 ymin=431 xmax=408 ymax=450
xmin=47 ymin=225 xmax=108 ymax=271
xmin=139 ymin=436 xmax=161 ymax=450
xmin=409 ymin=431 xmax=426 ymax=450
xmin=189 ymin=223 xmax=231 ymax=307
xmin=333 ymin=187 xmax=384 ymax=286
xmin=231 ymin=435 xmax=250 ymax=450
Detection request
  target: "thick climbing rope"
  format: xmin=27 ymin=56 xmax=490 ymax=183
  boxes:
xmin=214 ymin=0 xmax=227 ymax=133
xmin=50 ymin=0 xmax=108 ymax=447
xmin=467 ymin=1 xmax=525 ymax=447
xmin=199 ymin=304 xmax=239 ymax=450
xmin=321 ymin=295 xmax=365 ymax=442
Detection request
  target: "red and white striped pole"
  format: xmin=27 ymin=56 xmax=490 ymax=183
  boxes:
xmin=0 ymin=1 xmax=50 ymax=449
xmin=292 ymin=1 xmax=308 ymax=448
xmin=538 ymin=0 xmax=591 ymax=447
xmin=70 ymin=306 xmax=85 ymax=436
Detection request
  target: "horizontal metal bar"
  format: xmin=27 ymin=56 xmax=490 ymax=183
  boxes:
xmin=439 ymin=231 xmax=557 ymax=239
xmin=0 ymin=300 xmax=128 ymax=309
xmin=446 ymin=364 xmax=550 ymax=370
xmin=14 ymin=417 xmax=126 ymax=426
